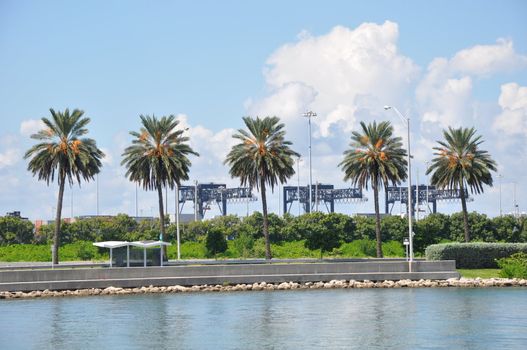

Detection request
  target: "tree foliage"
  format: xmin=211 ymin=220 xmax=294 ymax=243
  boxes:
xmin=340 ymin=121 xmax=407 ymax=257
xmin=225 ymin=116 xmax=299 ymax=260
xmin=122 ymin=115 xmax=198 ymax=241
xmin=427 ymin=127 xmax=496 ymax=242
xmin=24 ymin=108 xmax=104 ymax=264
xmin=0 ymin=216 xmax=34 ymax=245
xmin=205 ymin=227 xmax=228 ymax=257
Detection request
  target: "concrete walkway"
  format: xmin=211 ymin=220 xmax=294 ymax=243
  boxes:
xmin=0 ymin=260 xmax=459 ymax=292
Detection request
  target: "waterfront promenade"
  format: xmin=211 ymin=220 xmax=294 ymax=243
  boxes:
xmin=0 ymin=259 xmax=459 ymax=292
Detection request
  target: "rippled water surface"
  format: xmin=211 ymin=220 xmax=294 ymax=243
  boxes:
xmin=1 ymin=288 xmax=526 ymax=349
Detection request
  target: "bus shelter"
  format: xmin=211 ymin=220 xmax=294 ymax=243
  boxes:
xmin=93 ymin=240 xmax=171 ymax=267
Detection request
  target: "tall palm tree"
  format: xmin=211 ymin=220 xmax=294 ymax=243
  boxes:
xmin=25 ymin=108 xmax=104 ymax=265
xmin=426 ymin=127 xmax=496 ymax=242
xmin=225 ymin=116 xmax=299 ymax=260
xmin=121 ymin=115 xmax=198 ymax=241
xmin=339 ymin=121 xmax=407 ymax=258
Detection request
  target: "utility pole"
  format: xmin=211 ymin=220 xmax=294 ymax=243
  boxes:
xmin=194 ymin=180 xmax=198 ymax=221
xmin=498 ymin=174 xmax=502 ymax=216
xmin=135 ymin=183 xmax=138 ymax=219
xmin=175 ymin=183 xmax=180 ymax=260
xmin=297 ymin=156 xmax=301 ymax=215
xmin=96 ymin=173 xmax=99 ymax=216
xmin=416 ymin=169 xmax=419 ymax=222
xmin=303 ymin=111 xmax=317 ymax=212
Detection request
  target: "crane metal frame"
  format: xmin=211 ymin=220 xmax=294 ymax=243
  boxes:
xmin=385 ymin=185 xmax=469 ymax=215
xmin=283 ymin=184 xmax=365 ymax=214
xmin=177 ymin=183 xmax=255 ymax=219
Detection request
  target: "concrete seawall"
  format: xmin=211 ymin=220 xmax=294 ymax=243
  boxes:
xmin=0 ymin=260 xmax=459 ymax=292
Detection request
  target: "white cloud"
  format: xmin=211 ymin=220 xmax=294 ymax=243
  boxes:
xmin=416 ymin=39 xmax=527 ymax=132
xmin=252 ymin=21 xmax=419 ymax=140
xmin=99 ymin=147 xmax=113 ymax=165
xmin=20 ymin=119 xmax=45 ymax=137
xmin=450 ymin=38 xmax=527 ymax=76
xmin=493 ymin=82 xmax=527 ymax=136
xmin=0 ymin=148 xmax=20 ymax=169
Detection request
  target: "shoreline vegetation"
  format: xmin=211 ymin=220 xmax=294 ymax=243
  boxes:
xmin=2 ymin=278 xmax=526 ymax=300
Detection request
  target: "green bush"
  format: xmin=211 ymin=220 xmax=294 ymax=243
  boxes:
xmin=173 ymin=241 xmax=207 ymax=259
xmin=231 ymin=232 xmax=255 ymax=258
xmin=426 ymin=242 xmax=527 ymax=268
xmin=271 ymin=240 xmax=320 ymax=259
xmin=0 ymin=241 xmax=107 ymax=262
xmin=382 ymin=241 xmax=405 ymax=257
xmin=497 ymin=253 xmax=527 ymax=278
xmin=205 ymin=228 xmax=228 ymax=257
xmin=339 ymin=239 xmax=377 ymax=257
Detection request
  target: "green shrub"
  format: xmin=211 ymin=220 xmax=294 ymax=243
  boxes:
xmin=497 ymin=253 xmax=527 ymax=278
xmin=0 ymin=241 xmax=107 ymax=262
xmin=271 ymin=240 xmax=320 ymax=259
xmin=231 ymin=232 xmax=255 ymax=258
xmin=339 ymin=239 xmax=377 ymax=257
xmin=205 ymin=228 xmax=228 ymax=258
xmin=382 ymin=241 xmax=405 ymax=257
xmin=175 ymin=241 xmax=207 ymax=259
xmin=426 ymin=243 xmax=527 ymax=268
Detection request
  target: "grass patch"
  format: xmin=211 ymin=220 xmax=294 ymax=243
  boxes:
xmin=457 ymin=269 xmax=501 ymax=279
xmin=0 ymin=241 xmax=107 ymax=262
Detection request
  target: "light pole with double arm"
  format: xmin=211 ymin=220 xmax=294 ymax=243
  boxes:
xmin=384 ymin=105 xmax=414 ymax=269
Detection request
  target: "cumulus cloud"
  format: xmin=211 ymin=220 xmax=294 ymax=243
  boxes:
xmin=252 ymin=21 xmax=419 ymax=140
xmin=450 ymin=38 xmax=527 ymax=76
xmin=416 ymin=38 xmax=527 ymax=131
xmin=20 ymin=119 xmax=45 ymax=137
xmin=493 ymin=82 xmax=527 ymax=136
xmin=0 ymin=148 xmax=20 ymax=169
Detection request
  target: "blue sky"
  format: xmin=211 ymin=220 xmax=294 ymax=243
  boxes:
xmin=1 ymin=0 xmax=526 ymax=220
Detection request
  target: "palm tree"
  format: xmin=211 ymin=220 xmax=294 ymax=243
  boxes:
xmin=225 ymin=116 xmax=299 ymax=260
xmin=121 ymin=115 xmax=198 ymax=242
xmin=339 ymin=121 xmax=407 ymax=258
xmin=426 ymin=127 xmax=496 ymax=242
xmin=25 ymin=108 xmax=104 ymax=265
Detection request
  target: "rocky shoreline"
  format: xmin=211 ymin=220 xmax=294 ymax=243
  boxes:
xmin=1 ymin=277 xmax=527 ymax=299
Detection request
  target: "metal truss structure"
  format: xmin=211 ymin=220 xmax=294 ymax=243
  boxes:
xmin=385 ymin=185 xmax=469 ymax=216
xmin=177 ymin=183 xmax=255 ymax=219
xmin=283 ymin=184 xmax=366 ymax=214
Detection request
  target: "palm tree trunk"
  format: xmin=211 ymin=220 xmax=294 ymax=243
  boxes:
xmin=373 ymin=183 xmax=383 ymax=258
xmin=459 ymin=182 xmax=470 ymax=242
xmin=53 ymin=171 xmax=66 ymax=265
xmin=260 ymin=176 xmax=272 ymax=260
xmin=157 ymin=183 xmax=166 ymax=240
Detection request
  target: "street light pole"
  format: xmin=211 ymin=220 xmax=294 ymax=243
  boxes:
xmin=297 ymin=156 xmax=301 ymax=215
xmin=384 ymin=106 xmax=414 ymax=269
xmin=303 ymin=111 xmax=317 ymax=213
xmin=175 ymin=183 xmax=180 ymax=260
xmin=498 ymin=174 xmax=502 ymax=216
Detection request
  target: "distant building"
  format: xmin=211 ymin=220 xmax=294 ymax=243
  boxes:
xmin=169 ymin=213 xmax=201 ymax=224
xmin=353 ymin=213 xmax=391 ymax=219
xmin=5 ymin=211 xmax=28 ymax=220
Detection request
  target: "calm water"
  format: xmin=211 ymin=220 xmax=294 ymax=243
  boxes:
xmin=1 ymin=288 xmax=526 ymax=349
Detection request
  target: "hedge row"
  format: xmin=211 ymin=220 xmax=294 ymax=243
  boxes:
xmin=425 ymin=243 xmax=527 ymax=268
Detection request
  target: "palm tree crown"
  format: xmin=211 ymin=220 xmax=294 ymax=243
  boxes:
xmin=426 ymin=127 xmax=496 ymax=242
xmin=121 ymin=115 xmax=198 ymax=190
xmin=225 ymin=116 xmax=299 ymax=259
xmin=121 ymin=115 xmax=198 ymax=241
xmin=25 ymin=108 xmax=104 ymax=186
xmin=427 ymin=127 xmax=496 ymax=194
xmin=339 ymin=120 xmax=407 ymax=257
xmin=340 ymin=121 xmax=407 ymax=189
xmin=25 ymin=108 xmax=104 ymax=264
xmin=226 ymin=116 xmax=299 ymax=189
